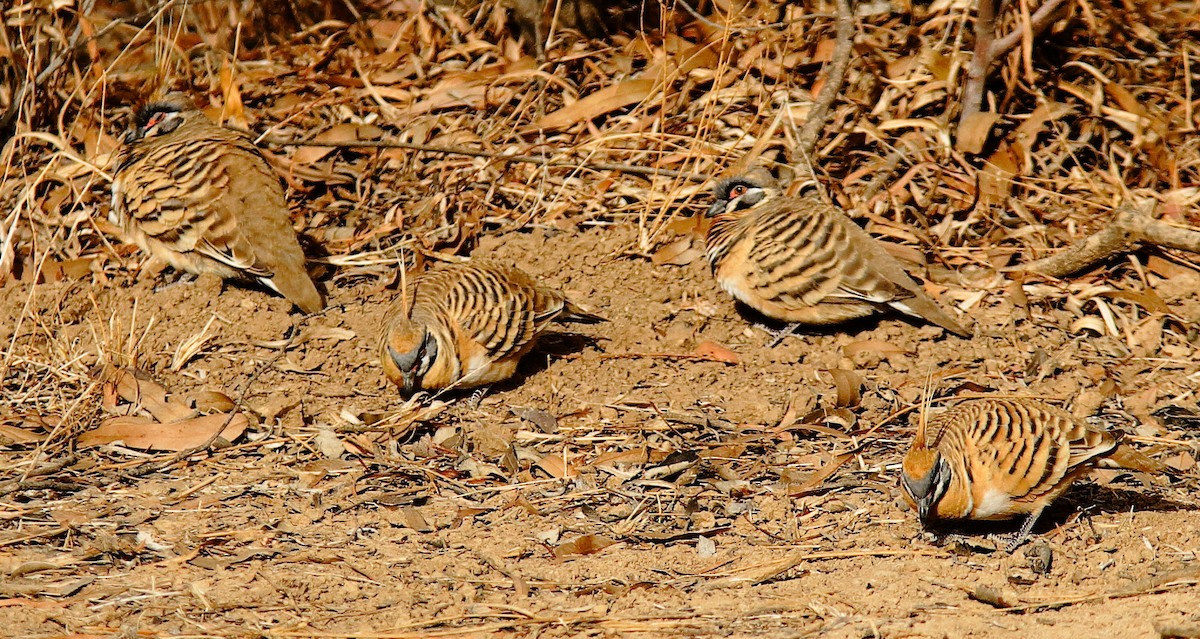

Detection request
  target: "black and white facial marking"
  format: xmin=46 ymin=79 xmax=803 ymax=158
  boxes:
xmin=901 ymin=456 xmax=952 ymax=524
xmin=706 ymin=176 xmax=769 ymax=217
xmin=388 ymin=329 xmax=440 ymax=392
xmin=124 ymin=103 xmax=187 ymax=144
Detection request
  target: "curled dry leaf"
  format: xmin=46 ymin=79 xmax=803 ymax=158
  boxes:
xmin=292 ymin=123 xmax=382 ymax=165
xmin=591 ymin=446 xmax=649 ymax=470
xmin=1103 ymin=289 xmax=1170 ymax=314
xmin=956 ymin=111 xmax=1002 ymax=154
xmin=110 ymin=369 xmax=195 ymax=423
xmin=785 ymin=447 xmax=861 ymax=496
xmin=1070 ymin=315 xmax=1108 ymax=336
xmin=650 ymin=236 xmax=703 ymax=266
xmin=192 ymin=390 xmax=235 ymax=413
xmin=37 ymin=257 xmax=94 ymax=282
xmin=554 ymin=534 xmax=617 ymax=558
xmin=787 ymin=408 xmax=856 ymax=438
xmin=1164 ymin=451 xmax=1196 ymax=473
xmin=401 ymin=506 xmax=435 ymax=533
xmin=826 ymin=368 xmax=863 ymax=408
xmin=78 ymin=413 xmax=248 ymax=451
xmin=694 ymin=340 xmax=739 ymax=364
xmin=530 ymin=78 xmax=656 ymax=131
xmin=535 ymin=453 xmax=578 ymax=479
xmin=0 ymin=422 xmax=46 ymax=445
xmin=0 ymin=577 xmax=95 ymax=598
xmin=822 ymin=407 xmax=858 ymax=431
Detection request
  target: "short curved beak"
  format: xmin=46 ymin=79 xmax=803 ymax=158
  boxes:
xmin=916 ymin=498 xmax=931 ymax=525
xmin=401 ymin=372 xmax=417 ymax=395
xmin=386 ymin=345 xmax=419 ymax=395
xmin=705 ymin=200 xmax=725 ymax=218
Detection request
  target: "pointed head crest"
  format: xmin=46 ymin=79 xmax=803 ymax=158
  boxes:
xmin=913 ymin=371 xmax=935 ymax=449
xmin=899 ymin=372 xmax=950 ymax=524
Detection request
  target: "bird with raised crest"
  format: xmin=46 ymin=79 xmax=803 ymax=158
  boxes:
xmin=109 ymin=93 xmax=323 ymax=313
xmin=900 ymin=397 xmax=1162 ymax=549
xmin=703 ymin=168 xmax=969 ymax=340
xmin=380 ymin=260 xmax=604 ymax=396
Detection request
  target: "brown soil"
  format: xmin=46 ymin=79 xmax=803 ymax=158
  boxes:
xmin=2 ymin=223 xmax=1199 ymax=638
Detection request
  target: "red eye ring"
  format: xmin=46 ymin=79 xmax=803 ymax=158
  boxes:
xmin=729 ymin=185 xmax=746 ymax=198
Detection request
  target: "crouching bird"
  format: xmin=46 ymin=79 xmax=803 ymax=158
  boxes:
xmin=110 ymin=93 xmax=323 ymax=313
xmin=380 ymin=260 xmax=603 ymax=396
xmin=703 ymin=168 xmax=968 ymax=339
xmin=900 ymin=397 xmax=1163 ymax=550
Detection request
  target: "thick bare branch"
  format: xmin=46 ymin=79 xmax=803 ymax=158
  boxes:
xmin=1016 ymin=207 xmax=1200 ymax=278
xmin=957 ymin=0 xmax=1071 ymax=138
xmin=989 ymin=0 xmax=1072 ymax=62
xmin=1139 ymin=218 xmax=1200 ymax=253
xmin=958 ymin=0 xmax=999 ymax=132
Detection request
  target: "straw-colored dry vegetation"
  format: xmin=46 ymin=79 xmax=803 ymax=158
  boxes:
xmin=3 ymin=0 xmax=1200 ymax=637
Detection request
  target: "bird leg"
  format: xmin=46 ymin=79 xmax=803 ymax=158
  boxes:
xmin=1003 ymin=509 xmax=1045 ymax=553
xmin=152 ymin=269 xmax=197 ymax=293
xmin=467 ymin=385 xmax=492 ymax=410
xmin=762 ymin=322 xmax=803 ymax=347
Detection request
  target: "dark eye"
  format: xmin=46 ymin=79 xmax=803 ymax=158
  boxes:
xmin=729 ymin=185 xmax=746 ymax=198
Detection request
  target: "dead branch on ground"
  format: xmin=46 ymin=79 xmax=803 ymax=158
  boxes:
xmin=1017 ymin=206 xmax=1200 ymax=278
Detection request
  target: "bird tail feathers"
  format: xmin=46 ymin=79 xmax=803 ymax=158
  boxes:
xmin=890 ymin=298 xmax=970 ymax=337
xmin=562 ymin=300 xmax=606 ymax=324
xmin=1101 ymin=443 xmax=1166 ymax=474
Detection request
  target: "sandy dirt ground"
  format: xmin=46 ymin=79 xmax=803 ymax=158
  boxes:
xmin=2 ymin=220 xmax=1200 ymax=638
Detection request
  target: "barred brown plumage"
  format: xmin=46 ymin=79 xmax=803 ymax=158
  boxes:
xmin=110 ymin=94 xmax=323 ymax=313
xmin=380 ymin=260 xmax=604 ymax=395
xmin=900 ymin=397 xmax=1163 ymax=549
xmin=703 ymin=169 xmax=969 ymax=338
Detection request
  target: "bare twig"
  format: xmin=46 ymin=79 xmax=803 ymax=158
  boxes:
xmin=0 ymin=454 xmax=79 ymax=498
xmin=792 ymin=0 xmax=855 ymax=179
xmin=705 ymin=548 xmax=947 ymax=589
xmin=991 ymin=0 xmax=1072 ymax=64
xmin=259 ymin=136 xmax=705 ymax=181
xmin=855 ymin=148 xmax=907 ymax=211
xmin=999 ymin=564 xmax=1200 ymax=612
xmin=474 ymin=548 xmax=530 ymax=598
xmin=1015 ymin=206 xmax=1200 ymax=278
